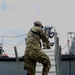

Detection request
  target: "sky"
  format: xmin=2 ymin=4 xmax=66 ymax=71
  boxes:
xmin=0 ymin=0 xmax=75 ymax=57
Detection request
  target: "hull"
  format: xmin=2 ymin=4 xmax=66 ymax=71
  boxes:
xmin=0 ymin=56 xmax=27 ymax=75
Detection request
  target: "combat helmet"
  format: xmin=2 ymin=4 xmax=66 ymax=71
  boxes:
xmin=34 ymin=21 xmax=43 ymax=28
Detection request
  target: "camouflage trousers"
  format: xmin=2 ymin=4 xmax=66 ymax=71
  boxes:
xmin=24 ymin=49 xmax=51 ymax=75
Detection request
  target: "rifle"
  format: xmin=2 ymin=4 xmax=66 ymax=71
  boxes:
xmin=43 ymin=26 xmax=55 ymax=38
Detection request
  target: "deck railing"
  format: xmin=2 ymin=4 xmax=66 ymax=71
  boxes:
xmin=54 ymin=29 xmax=61 ymax=75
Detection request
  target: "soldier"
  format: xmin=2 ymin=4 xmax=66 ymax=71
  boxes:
xmin=24 ymin=21 xmax=51 ymax=75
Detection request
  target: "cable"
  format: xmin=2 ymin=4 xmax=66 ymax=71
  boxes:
xmin=2 ymin=43 xmax=14 ymax=46
xmin=15 ymin=39 xmax=25 ymax=46
xmin=2 ymin=40 xmax=25 ymax=47
xmin=0 ymin=33 xmax=27 ymax=38
xmin=61 ymin=40 xmax=72 ymax=50
xmin=61 ymin=43 xmax=68 ymax=50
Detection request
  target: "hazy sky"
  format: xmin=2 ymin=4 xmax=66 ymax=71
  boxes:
xmin=0 ymin=0 xmax=75 ymax=57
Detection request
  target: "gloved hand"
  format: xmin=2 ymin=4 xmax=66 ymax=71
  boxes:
xmin=50 ymin=42 xmax=55 ymax=46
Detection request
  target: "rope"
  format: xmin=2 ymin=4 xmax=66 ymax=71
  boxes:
xmin=61 ymin=40 xmax=72 ymax=50
xmin=0 ymin=33 xmax=26 ymax=47
xmin=0 ymin=34 xmax=27 ymax=38
xmin=1 ymin=40 xmax=25 ymax=47
xmin=2 ymin=43 xmax=14 ymax=46
xmin=15 ymin=39 xmax=25 ymax=46
xmin=61 ymin=43 xmax=68 ymax=50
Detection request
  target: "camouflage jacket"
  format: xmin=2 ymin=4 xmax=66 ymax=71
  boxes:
xmin=25 ymin=26 xmax=48 ymax=50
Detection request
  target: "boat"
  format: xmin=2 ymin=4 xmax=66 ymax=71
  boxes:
xmin=0 ymin=30 xmax=75 ymax=75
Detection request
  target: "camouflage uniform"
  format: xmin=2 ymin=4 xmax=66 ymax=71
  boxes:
xmin=24 ymin=21 xmax=51 ymax=75
xmin=43 ymin=30 xmax=51 ymax=49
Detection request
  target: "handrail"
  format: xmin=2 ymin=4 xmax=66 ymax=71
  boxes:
xmin=54 ymin=29 xmax=61 ymax=75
